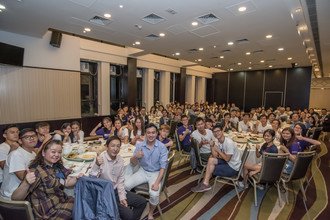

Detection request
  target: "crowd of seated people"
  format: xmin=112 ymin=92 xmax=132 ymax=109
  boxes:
xmin=0 ymin=101 xmax=327 ymax=219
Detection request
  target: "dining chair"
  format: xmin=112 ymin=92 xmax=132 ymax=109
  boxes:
xmin=169 ymin=120 xmax=178 ymax=138
xmin=248 ymin=153 xmax=289 ymax=206
xmin=174 ymin=128 xmax=190 ymax=167
xmin=190 ymin=138 xmax=208 ymax=183
xmin=0 ymin=198 xmax=35 ymax=220
xmin=134 ymin=150 xmax=176 ymax=218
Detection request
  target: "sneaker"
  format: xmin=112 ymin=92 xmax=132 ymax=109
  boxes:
xmin=256 ymin=184 xmax=265 ymax=190
xmin=237 ymin=181 xmax=249 ymax=189
xmin=191 ymin=183 xmax=212 ymax=193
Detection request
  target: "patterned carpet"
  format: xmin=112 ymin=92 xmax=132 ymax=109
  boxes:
xmin=145 ymin=139 xmax=330 ymax=220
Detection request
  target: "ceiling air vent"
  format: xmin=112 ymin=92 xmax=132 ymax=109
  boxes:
xmin=166 ymin=8 xmax=177 ymax=15
xmin=196 ymin=13 xmax=220 ymax=24
xmin=188 ymin=48 xmax=199 ymax=53
xmin=142 ymin=13 xmax=166 ymax=24
xmin=253 ymin=49 xmax=264 ymax=54
xmin=236 ymin=38 xmax=249 ymax=44
xmin=145 ymin=34 xmax=160 ymax=41
xmin=89 ymin=16 xmax=112 ymax=26
xmin=221 ymin=49 xmax=231 ymax=53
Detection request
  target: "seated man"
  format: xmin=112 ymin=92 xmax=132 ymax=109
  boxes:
xmin=157 ymin=124 xmax=174 ymax=150
xmin=191 ymin=117 xmax=215 ymax=170
xmin=238 ymin=113 xmax=253 ymax=132
xmin=0 ymin=128 xmax=37 ymax=199
xmin=125 ymin=124 xmax=168 ymax=220
xmin=35 ymin=122 xmax=51 ymax=149
xmin=90 ymin=136 xmax=147 ymax=220
xmin=0 ymin=125 xmax=20 ymax=187
xmin=254 ymin=114 xmax=272 ymax=134
xmin=191 ymin=123 xmax=241 ymax=192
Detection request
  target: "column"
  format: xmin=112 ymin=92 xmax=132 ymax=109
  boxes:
xmin=177 ymin=68 xmax=187 ymax=104
xmin=196 ymin=77 xmax=206 ymax=103
xmin=159 ymin=71 xmax=170 ymax=106
xmin=127 ymin=57 xmax=137 ymax=107
xmin=142 ymin=68 xmax=154 ymax=111
xmin=98 ymin=62 xmax=110 ymax=115
xmin=185 ymin=75 xmax=196 ymax=104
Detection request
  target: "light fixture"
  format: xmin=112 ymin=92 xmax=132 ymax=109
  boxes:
xmin=175 ymin=52 xmax=180 ymax=56
xmin=238 ymin=6 xmax=247 ymax=12
xmin=238 ymin=63 xmax=242 ymax=65
xmin=220 ymin=56 xmax=224 ymax=59
xmin=266 ymin=34 xmax=272 ymax=39
xmin=213 ymin=45 xmax=217 ymax=48
xmin=217 ymin=64 xmax=221 ymax=67
xmin=278 ymin=48 xmax=284 ymax=51
xmin=198 ymin=47 xmax=204 ymax=51
xmin=135 ymin=41 xmax=141 ymax=45
xmin=246 ymin=52 xmax=251 ymax=55
xmin=230 ymin=68 xmax=234 ymax=71
xmin=248 ymin=67 xmax=252 ymax=70
xmin=295 ymin=8 xmax=302 ymax=13
xmin=192 ymin=21 xmax=198 ymax=26
xmin=0 ymin=4 xmax=5 ymax=10
xmin=104 ymin=13 xmax=111 ymax=18
xmin=159 ymin=33 xmax=165 ymax=37
xmin=227 ymin=41 xmax=234 ymax=46
xmin=269 ymin=65 xmax=273 ymax=68
xmin=119 ymin=5 xmax=124 ymax=8
xmin=84 ymin=27 xmax=91 ymax=32
xmin=197 ymin=59 xmax=202 ymax=62
xmin=287 ymin=57 xmax=292 ymax=60
xmin=260 ymin=60 xmax=265 ymax=63
xmin=321 ymin=87 xmax=324 ymax=90
xmin=315 ymin=68 xmax=320 ymax=71
xmin=249 ymin=62 xmax=252 ymax=64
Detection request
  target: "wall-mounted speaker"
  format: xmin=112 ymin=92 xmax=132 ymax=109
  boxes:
xmin=50 ymin=31 xmax=62 ymax=48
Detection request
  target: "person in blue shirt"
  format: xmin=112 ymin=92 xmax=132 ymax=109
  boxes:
xmin=90 ymin=117 xmax=114 ymax=140
xmin=125 ymin=123 xmax=168 ymax=220
xmin=293 ymin=123 xmax=320 ymax=151
xmin=240 ymin=129 xmax=278 ymax=188
xmin=280 ymin=127 xmax=301 ymax=174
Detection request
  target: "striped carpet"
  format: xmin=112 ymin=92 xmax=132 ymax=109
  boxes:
xmin=143 ymin=139 xmax=330 ymax=220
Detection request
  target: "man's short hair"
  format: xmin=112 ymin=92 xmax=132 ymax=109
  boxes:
xmin=106 ymin=135 xmax=121 ymax=146
xmin=195 ymin=117 xmax=204 ymax=124
xmin=35 ymin=122 xmax=50 ymax=129
xmin=2 ymin=124 xmax=19 ymax=134
xmin=213 ymin=123 xmax=224 ymax=131
xmin=243 ymin=113 xmax=250 ymax=117
xmin=19 ymin=128 xmax=36 ymax=138
xmin=160 ymin=124 xmax=170 ymax=131
xmin=181 ymin=114 xmax=188 ymax=120
xmin=145 ymin=123 xmax=158 ymax=131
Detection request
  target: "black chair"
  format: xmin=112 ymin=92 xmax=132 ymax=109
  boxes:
xmin=248 ymin=153 xmax=289 ymax=206
xmin=0 ymin=198 xmax=34 ymax=220
xmin=212 ymin=146 xmax=249 ymax=200
xmin=169 ymin=120 xmax=178 ymax=138
xmin=311 ymin=127 xmax=323 ymax=140
xmin=134 ymin=150 xmax=175 ymax=218
xmin=281 ymin=151 xmax=316 ymax=215
xmin=190 ymin=138 xmax=208 ymax=183
xmin=174 ymin=128 xmax=190 ymax=167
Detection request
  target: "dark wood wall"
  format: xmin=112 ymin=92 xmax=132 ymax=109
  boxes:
xmin=211 ymin=67 xmax=312 ymax=111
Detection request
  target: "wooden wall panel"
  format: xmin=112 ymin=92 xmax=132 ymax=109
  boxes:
xmin=0 ymin=65 xmax=80 ymax=124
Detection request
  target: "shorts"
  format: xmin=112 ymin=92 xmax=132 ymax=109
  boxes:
xmin=213 ymin=159 xmax=238 ymax=177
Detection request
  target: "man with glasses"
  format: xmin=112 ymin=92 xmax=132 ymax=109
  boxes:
xmin=0 ymin=128 xmax=37 ymax=200
xmin=0 ymin=125 xmax=20 ymax=187
xmin=191 ymin=123 xmax=241 ymax=192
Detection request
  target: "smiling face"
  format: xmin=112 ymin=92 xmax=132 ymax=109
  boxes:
xmin=263 ymin=131 xmax=274 ymax=144
xmin=281 ymin=129 xmax=292 ymax=141
xmin=114 ymin=120 xmax=122 ymax=129
xmin=145 ymin=126 xmax=158 ymax=144
xmin=20 ymin=131 xmax=38 ymax=149
xmin=71 ymin=124 xmax=80 ymax=133
xmin=36 ymin=126 xmax=50 ymax=136
xmin=106 ymin=139 xmax=121 ymax=159
xmin=293 ymin=124 xmax=302 ymax=135
xmin=43 ymin=143 xmax=62 ymax=165
xmin=3 ymin=127 xmax=19 ymax=142
xmin=62 ymin=125 xmax=72 ymax=134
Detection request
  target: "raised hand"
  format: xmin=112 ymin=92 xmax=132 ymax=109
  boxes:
xmin=96 ymin=155 xmax=104 ymax=166
xmin=25 ymin=169 xmax=36 ymax=185
xmin=136 ymin=149 xmax=144 ymax=159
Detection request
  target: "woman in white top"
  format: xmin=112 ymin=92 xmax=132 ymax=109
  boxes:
xmin=114 ymin=119 xmax=129 ymax=144
xmin=53 ymin=123 xmax=73 ymax=144
xmin=70 ymin=121 xmax=84 ymax=143
xmin=130 ymin=116 xmax=145 ymax=145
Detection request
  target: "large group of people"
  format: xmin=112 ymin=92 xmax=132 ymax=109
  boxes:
xmin=0 ymin=101 xmax=328 ymax=219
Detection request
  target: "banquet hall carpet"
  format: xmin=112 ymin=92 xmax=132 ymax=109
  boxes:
xmin=143 ymin=139 xmax=330 ymax=220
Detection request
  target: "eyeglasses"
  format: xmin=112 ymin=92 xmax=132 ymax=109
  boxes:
xmin=213 ymin=129 xmax=221 ymax=134
xmin=21 ymin=135 xmax=37 ymax=140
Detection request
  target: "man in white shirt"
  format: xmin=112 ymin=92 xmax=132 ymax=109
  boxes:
xmin=238 ymin=113 xmax=253 ymax=132
xmin=0 ymin=128 xmax=37 ymax=199
xmin=254 ymin=115 xmax=272 ymax=134
xmin=229 ymin=110 xmax=239 ymax=129
xmin=191 ymin=123 xmax=241 ymax=192
xmin=0 ymin=125 xmax=20 ymax=187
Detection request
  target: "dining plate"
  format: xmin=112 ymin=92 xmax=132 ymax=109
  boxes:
xmin=232 ymin=136 xmax=248 ymax=143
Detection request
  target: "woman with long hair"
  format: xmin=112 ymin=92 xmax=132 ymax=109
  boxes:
xmin=130 ymin=116 xmax=145 ymax=145
xmin=114 ymin=118 xmax=129 ymax=144
xmin=90 ymin=117 xmax=114 ymax=140
xmin=70 ymin=121 xmax=84 ymax=144
xmin=12 ymin=140 xmax=82 ymax=219
xmin=53 ymin=123 xmax=74 ymax=144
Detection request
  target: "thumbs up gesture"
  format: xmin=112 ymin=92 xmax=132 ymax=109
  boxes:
xmin=136 ymin=149 xmax=144 ymax=159
xmin=25 ymin=169 xmax=36 ymax=185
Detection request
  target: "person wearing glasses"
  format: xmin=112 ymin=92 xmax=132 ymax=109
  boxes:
xmin=0 ymin=128 xmax=37 ymax=200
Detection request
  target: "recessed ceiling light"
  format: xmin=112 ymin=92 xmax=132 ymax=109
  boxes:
xmin=260 ymin=60 xmax=265 ymax=63
xmin=213 ymin=45 xmax=217 ymax=48
xmin=104 ymin=13 xmax=111 ymax=18
xmin=227 ymin=41 xmax=234 ymax=46
xmin=119 ymin=5 xmax=124 ymax=8
xmin=197 ymin=59 xmax=202 ymax=62
xmin=321 ymin=87 xmax=324 ymax=90
xmin=0 ymin=9 xmax=2 ymax=12
xmin=287 ymin=57 xmax=292 ymax=60
xmin=192 ymin=21 xmax=198 ymax=26
xmin=278 ymin=48 xmax=284 ymax=51
xmin=266 ymin=34 xmax=272 ymax=39
xmin=135 ymin=41 xmax=141 ymax=45
xmin=246 ymin=52 xmax=251 ymax=55
xmin=269 ymin=65 xmax=273 ymax=68
xmin=84 ymin=27 xmax=91 ymax=32
xmin=83 ymin=30 xmax=86 ymax=33
xmin=249 ymin=62 xmax=252 ymax=64
xmin=230 ymin=68 xmax=234 ymax=71
xmin=217 ymin=64 xmax=221 ymax=67
xmin=159 ymin=33 xmax=165 ymax=37
xmin=0 ymin=4 xmax=5 ymax=10
xmin=238 ymin=6 xmax=247 ymax=12
xmin=238 ymin=63 xmax=242 ymax=65
xmin=198 ymin=47 xmax=204 ymax=51
xmin=248 ymin=67 xmax=252 ymax=70
xmin=175 ymin=52 xmax=180 ymax=56
xmin=220 ymin=56 xmax=224 ymax=59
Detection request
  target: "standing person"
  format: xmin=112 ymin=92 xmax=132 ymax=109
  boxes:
xmin=90 ymin=136 xmax=147 ymax=220
xmin=125 ymin=124 xmax=168 ymax=220
xmin=70 ymin=121 xmax=85 ymax=144
xmin=90 ymin=117 xmax=114 ymax=140
xmin=0 ymin=125 xmax=20 ymax=187
xmin=35 ymin=122 xmax=51 ymax=149
xmin=11 ymin=140 xmax=83 ymax=219
xmin=0 ymin=128 xmax=37 ymax=199
xmin=191 ymin=123 xmax=241 ymax=192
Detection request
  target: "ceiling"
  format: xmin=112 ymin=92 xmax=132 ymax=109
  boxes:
xmin=0 ymin=0 xmax=329 ymax=77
